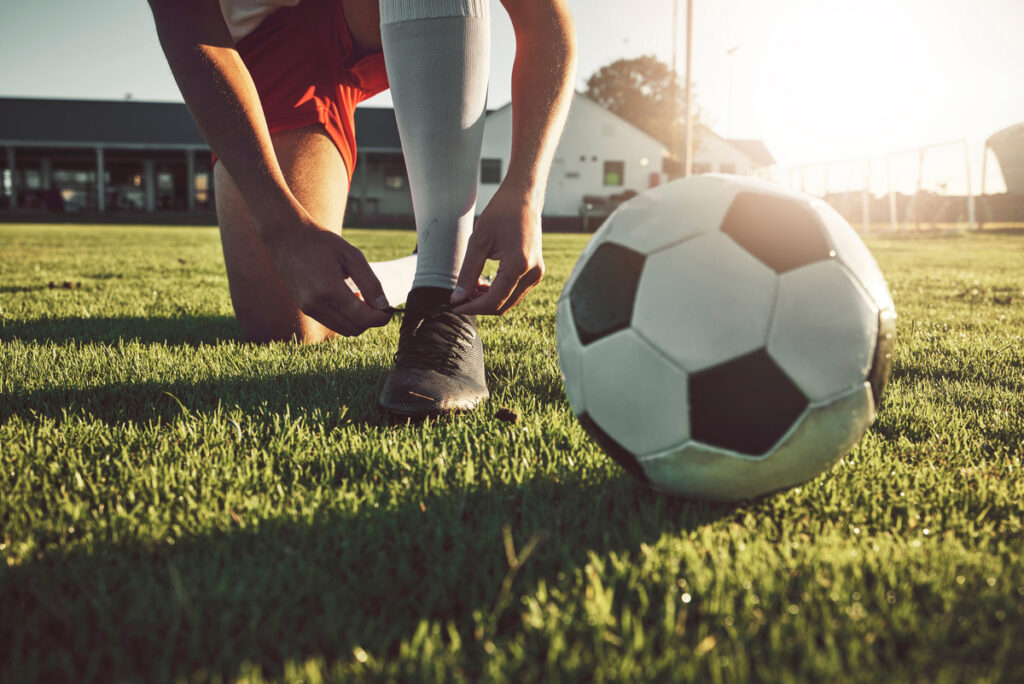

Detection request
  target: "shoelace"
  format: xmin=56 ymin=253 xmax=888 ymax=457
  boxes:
xmin=382 ymin=303 xmax=458 ymax=316
xmin=393 ymin=308 xmax=476 ymax=375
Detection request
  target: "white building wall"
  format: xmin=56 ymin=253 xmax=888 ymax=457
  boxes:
xmin=477 ymin=96 xmax=669 ymax=217
xmin=692 ymin=130 xmax=754 ymax=175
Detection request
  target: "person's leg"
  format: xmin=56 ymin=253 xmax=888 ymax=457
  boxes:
xmin=215 ymin=124 xmax=349 ymax=344
xmin=341 ymin=0 xmax=383 ymax=56
xmin=376 ymin=0 xmax=492 ymax=415
xmin=379 ymin=0 xmax=490 ymax=290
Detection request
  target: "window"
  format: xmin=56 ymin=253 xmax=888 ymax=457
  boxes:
xmin=24 ymin=168 xmax=42 ymax=190
xmin=603 ymin=161 xmax=624 ymax=186
xmin=383 ymin=166 xmax=406 ymax=190
xmin=719 ymin=163 xmax=736 ymax=174
xmin=194 ymin=173 xmax=210 ymax=205
xmin=480 ymin=158 xmax=502 ymax=184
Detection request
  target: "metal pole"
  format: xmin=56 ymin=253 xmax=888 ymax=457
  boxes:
xmin=726 ymin=46 xmax=739 ymax=139
xmin=964 ymin=139 xmax=976 ymax=232
xmin=861 ymin=161 xmax=871 ymax=234
xmin=979 ymin=141 xmax=988 ymax=231
xmin=40 ymin=158 xmax=52 ymax=190
xmin=6 ymin=146 xmax=16 ymax=210
xmin=143 ymin=159 xmax=156 ymax=212
xmin=886 ymin=155 xmax=898 ymax=233
xmin=910 ymin=147 xmax=925 ymax=231
xmin=670 ymin=0 xmax=679 ymax=174
xmin=683 ymin=0 xmax=694 ymax=177
xmin=96 ymin=147 xmax=106 ymax=212
xmin=186 ymin=149 xmax=196 ymax=212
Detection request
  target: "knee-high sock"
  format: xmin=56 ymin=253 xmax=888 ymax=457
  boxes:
xmin=379 ymin=0 xmax=490 ymax=291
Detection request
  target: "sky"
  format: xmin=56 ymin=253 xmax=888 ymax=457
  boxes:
xmin=1 ymin=0 xmax=1022 ymax=174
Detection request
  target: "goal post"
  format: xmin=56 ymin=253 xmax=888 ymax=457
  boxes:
xmin=771 ymin=139 xmax=978 ymax=233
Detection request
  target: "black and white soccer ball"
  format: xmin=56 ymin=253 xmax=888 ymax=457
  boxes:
xmin=556 ymin=174 xmax=896 ymax=500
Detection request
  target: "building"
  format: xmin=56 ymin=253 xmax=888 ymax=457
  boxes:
xmin=1 ymin=96 xmax=774 ymax=228
xmin=704 ymin=136 xmax=776 ymax=176
xmin=479 ymin=95 xmax=668 ymax=218
xmin=0 ymin=97 xmax=410 ymax=223
xmin=1 ymin=98 xmax=214 ymax=216
xmin=479 ymin=94 xmax=776 ymax=222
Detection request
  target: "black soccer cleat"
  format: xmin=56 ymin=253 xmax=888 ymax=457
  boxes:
xmin=379 ymin=287 xmax=489 ymax=416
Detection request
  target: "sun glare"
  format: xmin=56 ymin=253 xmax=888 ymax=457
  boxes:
xmin=746 ymin=0 xmax=959 ymax=162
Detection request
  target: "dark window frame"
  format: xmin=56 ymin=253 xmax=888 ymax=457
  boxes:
xmin=603 ymin=160 xmax=625 ymax=187
xmin=383 ymin=165 xmax=406 ymax=191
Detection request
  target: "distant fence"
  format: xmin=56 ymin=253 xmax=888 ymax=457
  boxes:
xmin=770 ymin=139 xmax=1023 ymax=232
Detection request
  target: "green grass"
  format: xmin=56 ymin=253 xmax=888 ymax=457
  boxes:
xmin=1 ymin=223 xmax=1023 ymax=683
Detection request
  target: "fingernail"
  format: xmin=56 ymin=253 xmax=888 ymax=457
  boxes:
xmin=374 ymin=295 xmax=390 ymax=310
xmin=450 ymin=286 xmax=465 ymax=302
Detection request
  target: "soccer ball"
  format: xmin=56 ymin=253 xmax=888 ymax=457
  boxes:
xmin=556 ymin=175 xmax=896 ymax=500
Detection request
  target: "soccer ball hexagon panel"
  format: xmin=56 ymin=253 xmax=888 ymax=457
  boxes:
xmin=632 ymin=232 xmax=777 ymax=373
xmin=580 ymin=329 xmax=690 ymax=458
xmin=556 ymin=175 xmax=896 ymax=500
xmin=767 ymin=260 xmax=879 ymax=402
xmin=602 ymin=174 xmax=743 ymax=254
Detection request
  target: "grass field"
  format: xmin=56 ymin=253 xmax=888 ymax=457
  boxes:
xmin=1 ymin=223 xmax=1023 ymax=683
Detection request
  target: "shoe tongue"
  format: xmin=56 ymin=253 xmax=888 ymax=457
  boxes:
xmin=406 ymin=287 xmax=455 ymax=313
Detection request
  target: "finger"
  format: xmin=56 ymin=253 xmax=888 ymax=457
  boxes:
xmin=336 ymin=291 xmax=392 ymax=332
xmin=472 ymin=278 xmax=491 ymax=298
xmin=452 ymin=262 xmax=523 ymax=315
xmin=305 ymin=282 xmax=390 ymax=334
xmin=496 ymin=266 xmax=544 ymax=315
xmin=313 ymin=288 xmax=391 ymax=335
xmin=451 ymin=237 xmax=490 ymax=304
xmin=339 ymin=247 xmax=390 ymax=312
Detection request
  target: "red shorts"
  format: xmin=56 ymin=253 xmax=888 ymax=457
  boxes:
xmin=222 ymin=0 xmax=389 ymax=183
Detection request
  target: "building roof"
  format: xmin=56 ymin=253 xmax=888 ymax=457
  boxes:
xmin=0 ymin=97 xmax=403 ymax=151
xmin=0 ymin=98 xmax=206 ymax=147
xmin=725 ymin=138 xmax=776 ymax=166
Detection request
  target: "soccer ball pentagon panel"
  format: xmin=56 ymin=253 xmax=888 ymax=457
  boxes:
xmin=556 ymin=174 xmax=896 ymax=501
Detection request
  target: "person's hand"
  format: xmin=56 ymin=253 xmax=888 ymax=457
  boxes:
xmin=264 ymin=216 xmax=392 ymax=336
xmin=450 ymin=187 xmax=544 ymax=315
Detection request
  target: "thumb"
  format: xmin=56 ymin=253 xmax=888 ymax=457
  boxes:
xmin=452 ymin=235 xmax=489 ymax=303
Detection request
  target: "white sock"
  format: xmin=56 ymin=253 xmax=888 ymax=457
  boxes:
xmin=345 ymin=254 xmax=417 ymax=307
xmin=380 ymin=0 xmax=490 ymax=291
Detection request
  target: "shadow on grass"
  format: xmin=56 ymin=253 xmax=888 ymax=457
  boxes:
xmin=0 ymin=363 xmax=399 ymax=427
xmin=1 ymin=316 xmax=573 ymax=428
xmin=0 ymin=476 xmax=735 ymax=682
xmin=0 ymin=315 xmax=243 ymax=347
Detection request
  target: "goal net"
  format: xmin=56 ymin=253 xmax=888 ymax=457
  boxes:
xmin=767 ymin=139 xmax=991 ymax=233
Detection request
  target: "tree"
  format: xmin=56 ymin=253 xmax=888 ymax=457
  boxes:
xmin=584 ymin=55 xmax=697 ymax=158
